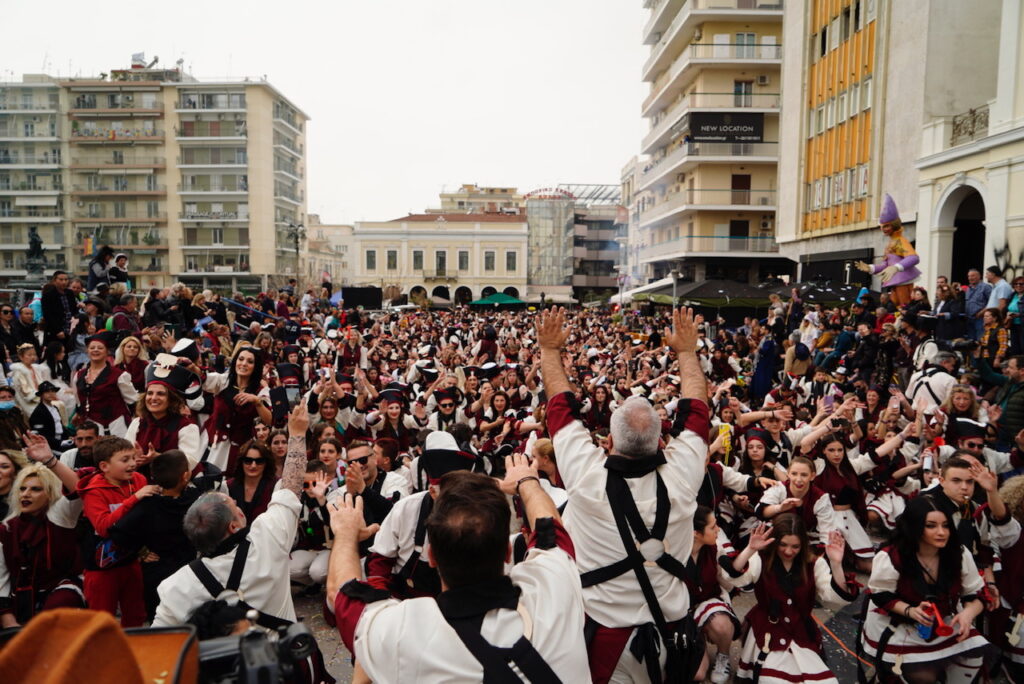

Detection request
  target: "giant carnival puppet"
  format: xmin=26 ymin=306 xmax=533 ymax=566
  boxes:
xmin=855 ymin=193 xmax=920 ymax=306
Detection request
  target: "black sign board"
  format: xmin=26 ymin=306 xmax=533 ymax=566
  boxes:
xmin=690 ymin=112 xmax=764 ymax=143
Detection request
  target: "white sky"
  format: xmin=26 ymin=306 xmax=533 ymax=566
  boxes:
xmin=3 ymin=0 xmax=646 ymax=224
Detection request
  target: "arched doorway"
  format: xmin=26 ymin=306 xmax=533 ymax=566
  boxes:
xmin=409 ymin=285 xmax=427 ymax=304
xmin=431 ymin=286 xmax=450 ymax=301
xmin=950 ymin=190 xmax=986 ymax=282
xmin=454 ymin=286 xmax=472 ymax=306
xmin=481 ymin=286 xmax=497 ymax=298
xmin=502 ymin=286 xmax=520 ymax=298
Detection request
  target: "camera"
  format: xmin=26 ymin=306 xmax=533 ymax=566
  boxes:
xmin=198 ymin=619 xmax=315 ymax=684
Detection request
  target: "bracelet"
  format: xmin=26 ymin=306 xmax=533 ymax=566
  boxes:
xmin=44 ymin=454 xmax=57 ymax=468
xmin=515 ymin=476 xmax=540 ymax=495
xmin=903 ymin=604 xmax=911 ymax=618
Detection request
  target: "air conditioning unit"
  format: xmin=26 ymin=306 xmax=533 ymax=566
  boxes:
xmin=676 ymin=173 xmax=685 ymax=182
xmin=694 ymin=27 xmax=703 ymax=42
xmin=757 ymin=75 xmax=770 ymax=86
xmin=759 ymin=196 xmax=770 ymax=205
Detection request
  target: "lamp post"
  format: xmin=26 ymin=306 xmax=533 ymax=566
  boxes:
xmin=670 ymin=268 xmax=679 ymax=305
xmin=286 ymin=221 xmax=305 ymax=283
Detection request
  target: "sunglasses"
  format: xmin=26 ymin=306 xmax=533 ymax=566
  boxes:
xmin=240 ymin=456 xmax=264 ymax=466
xmin=439 ymin=402 xmax=455 ymax=408
xmin=0 ymin=310 xmax=11 ymax=314
xmin=963 ymin=441 xmax=985 ymax=449
xmin=346 ymin=455 xmax=370 ymax=466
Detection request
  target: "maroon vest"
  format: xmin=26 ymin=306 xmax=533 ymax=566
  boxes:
xmin=746 ymin=556 xmax=821 ymax=651
xmin=75 ymin=362 xmax=132 ymax=427
xmin=135 ymin=412 xmax=197 ymax=453
xmin=684 ymin=544 xmax=722 ymax=605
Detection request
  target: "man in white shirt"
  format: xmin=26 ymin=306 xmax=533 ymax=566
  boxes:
xmin=543 ymin=306 xmax=708 ymax=683
xmin=906 ymin=351 xmax=959 ymax=414
xmin=328 ymin=453 xmax=589 ymax=683
xmin=151 ymin=402 xmax=311 ymax=628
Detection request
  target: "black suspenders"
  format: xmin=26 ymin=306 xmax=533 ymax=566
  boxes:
xmin=188 ymin=537 xmax=291 ymax=630
xmin=443 ymin=611 xmax=561 ymax=684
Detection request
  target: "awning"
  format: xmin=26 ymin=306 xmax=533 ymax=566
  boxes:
xmin=15 ymin=196 xmax=58 ymax=206
xmin=609 ymin=275 xmax=674 ymax=304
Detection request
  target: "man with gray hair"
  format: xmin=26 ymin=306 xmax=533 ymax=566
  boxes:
xmin=539 ymin=306 xmax=710 ymax=682
xmin=906 ymin=350 xmax=959 ymax=414
xmin=151 ymin=402 xmax=311 ymax=628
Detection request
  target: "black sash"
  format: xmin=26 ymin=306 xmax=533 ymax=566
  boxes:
xmin=395 ymin=494 xmax=440 ymax=595
xmin=187 ymin=530 xmax=291 ymax=630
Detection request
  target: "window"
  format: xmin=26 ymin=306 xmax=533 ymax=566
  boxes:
xmin=837 ymin=92 xmax=847 ymax=123
xmin=187 ymin=256 xmax=198 ymax=272
xmin=53 ymin=226 xmax=64 ymax=244
xmin=850 ymin=84 xmax=860 ymax=118
xmin=854 ymin=0 xmax=862 ymax=31
xmin=735 ymin=33 xmax=756 ymax=59
xmin=54 ymin=252 xmax=65 ymax=267
xmin=820 ymin=28 xmax=828 ymax=57
xmin=435 ymin=251 xmax=447 ymax=275
xmin=365 ymin=250 xmax=376 ymax=271
xmin=386 ymin=250 xmax=397 ymax=270
xmin=412 ymin=250 xmax=423 ymax=270
xmin=812 ymin=180 xmax=823 ymax=209
xmin=816 ymin=106 xmax=825 ymax=134
xmin=832 ymin=173 xmax=845 ymax=205
xmin=484 ymin=251 xmax=495 ymax=271
xmin=733 ymin=81 xmax=753 ymax=107
xmin=842 ymin=8 xmax=852 ymax=42
xmin=147 ymin=201 xmax=159 ymax=218
xmin=211 ymin=228 xmax=224 ymax=245
xmin=0 ymin=226 xmax=12 ymax=242
xmin=830 ymin=18 xmax=841 ymax=50
xmin=826 ymin=98 xmax=835 ymax=128
xmin=505 ymin=251 xmax=517 ymax=273
xmin=862 ymin=77 xmax=872 ymax=111
xmin=113 ymin=202 xmax=126 ymax=218
xmin=146 ymin=174 xmax=158 ymax=191
xmin=458 ymin=250 xmax=469 ymax=271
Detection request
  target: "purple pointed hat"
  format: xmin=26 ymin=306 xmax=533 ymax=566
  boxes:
xmin=879 ymin=193 xmax=899 ymax=224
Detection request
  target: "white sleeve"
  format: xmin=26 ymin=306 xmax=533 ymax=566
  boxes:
xmin=813 ymin=492 xmax=840 ymax=536
xmin=46 ymin=495 xmax=83 ymax=528
xmin=960 ymin=547 xmax=986 ymax=595
xmin=988 ymin=515 xmax=1023 ymax=550
xmin=124 ymin=417 xmax=140 ymax=444
xmin=720 ymin=548 xmax=761 ymax=589
xmin=202 ymin=371 xmax=229 ymax=394
xmin=117 ymin=371 xmax=139 ymax=405
xmin=984 ymin=448 xmax=1013 ymax=475
xmin=814 ymin=555 xmax=853 ymax=609
xmin=251 ymin=489 xmax=301 ymax=555
xmin=757 ymin=483 xmax=786 ymax=514
xmin=848 ymin=451 xmax=876 ymax=475
xmin=179 ymin=423 xmax=202 ymax=470
xmin=550 ymin=419 xmax=606 ymax=492
xmin=721 ymin=465 xmax=751 ymax=492
xmin=381 ymin=471 xmax=412 ymax=500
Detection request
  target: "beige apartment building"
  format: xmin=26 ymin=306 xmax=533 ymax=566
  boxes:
xmin=351 ymin=212 xmax=528 ymax=305
xmin=634 ymin=0 xmax=787 ymax=287
xmin=428 ymin=184 xmax=524 ymax=214
xmin=0 ymin=55 xmax=308 ymax=293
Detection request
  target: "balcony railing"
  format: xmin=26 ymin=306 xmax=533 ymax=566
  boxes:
xmin=641 ymin=188 xmax=776 ymax=222
xmin=175 ymin=127 xmax=246 ymax=138
xmin=176 ymin=98 xmax=246 ymax=110
xmin=685 ymin=91 xmax=780 ymax=109
xmin=951 ymin=105 xmax=989 ymax=147
xmin=177 ymin=156 xmax=247 ymax=165
xmin=72 ymin=155 xmax=165 ymax=166
xmin=180 ymin=211 xmax=247 ymax=220
xmin=641 ymin=142 xmax=779 ymax=186
xmin=0 ymin=209 xmax=62 ymax=219
xmin=70 ymin=99 xmax=163 ymax=111
xmin=72 ymin=210 xmax=167 ymax=221
xmin=0 ymin=154 xmax=60 ymax=165
xmin=688 ymin=42 xmax=781 ymax=60
xmin=72 ymin=184 xmax=166 ymax=193
xmin=0 ymin=183 xmax=61 ymax=192
xmin=179 ymin=183 xmax=248 ymax=193
xmin=274 ymin=139 xmax=303 ymax=155
xmin=274 ymin=189 xmax=303 ymax=202
xmin=0 ymin=131 xmax=59 ymax=139
xmin=70 ymin=128 xmax=163 ymax=140
xmin=0 ymin=103 xmax=59 ymax=111
xmin=640 ymin=234 xmax=778 ymax=261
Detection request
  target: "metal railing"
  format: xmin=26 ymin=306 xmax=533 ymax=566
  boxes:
xmin=176 ymin=99 xmax=246 ymax=110
xmin=72 ymin=183 xmax=166 ymax=193
xmin=640 ymin=234 xmax=778 ymax=260
xmin=0 ymin=154 xmax=60 ymax=165
xmin=274 ymin=138 xmax=302 ymax=155
xmin=70 ymin=129 xmax=163 ymax=139
xmin=0 ymin=182 xmax=60 ymax=192
xmin=641 ymin=142 xmax=778 ymax=182
xmin=180 ymin=211 xmax=246 ymax=220
xmin=684 ymin=91 xmax=780 ymax=108
xmin=179 ymin=183 xmax=248 ymax=193
xmin=72 ymin=155 xmax=165 ymax=165
xmin=951 ymin=105 xmax=989 ymax=147
xmin=688 ymin=43 xmax=782 ymax=59
xmin=0 ymin=131 xmax=58 ymax=139
xmin=70 ymin=99 xmax=163 ymax=111
xmin=274 ymin=189 xmax=303 ymax=202
xmin=0 ymin=103 xmax=59 ymax=111
xmin=0 ymin=209 xmax=62 ymax=218
xmin=174 ymin=127 xmax=246 ymax=138
xmin=72 ymin=210 xmax=167 ymax=220
xmin=178 ymin=156 xmax=247 ymax=165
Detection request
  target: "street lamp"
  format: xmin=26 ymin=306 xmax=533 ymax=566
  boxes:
xmin=670 ymin=268 xmax=679 ymax=305
xmin=286 ymin=221 xmax=305 ymax=281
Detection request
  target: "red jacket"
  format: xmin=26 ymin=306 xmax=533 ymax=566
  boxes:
xmin=76 ymin=470 xmax=148 ymax=538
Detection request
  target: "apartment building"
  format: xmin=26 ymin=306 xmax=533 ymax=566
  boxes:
xmin=0 ymin=55 xmax=308 ymax=293
xmin=635 ymin=0 xmax=788 ymax=287
xmin=352 ymin=213 xmax=528 ymax=305
xmin=776 ymin=0 xmax=1000 ymax=286
xmin=427 ymin=184 xmax=523 ymax=214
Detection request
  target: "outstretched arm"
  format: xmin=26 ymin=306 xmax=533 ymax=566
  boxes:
xmin=280 ymin=402 xmax=310 ymax=496
xmin=537 ymin=307 xmax=573 ymax=396
xmin=664 ymin=307 xmax=706 ymax=402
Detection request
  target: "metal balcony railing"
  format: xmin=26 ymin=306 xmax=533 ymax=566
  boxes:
xmin=72 ymin=184 xmax=166 ymax=193
xmin=0 ymin=103 xmax=59 ymax=111
xmin=72 ymin=210 xmax=167 ymax=220
xmin=0 ymin=154 xmax=60 ymax=165
xmin=0 ymin=209 xmax=62 ymax=218
xmin=640 ymin=234 xmax=778 ymax=260
xmin=71 ymin=128 xmax=163 ymax=139
xmin=179 ymin=183 xmax=248 ymax=193
xmin=71 ymin=98 xmax=163 ymax=111
xmin=180 ymin=211 xmax=246 ymax=220
xmin=72 ymin=155 xmax=165 ymax=165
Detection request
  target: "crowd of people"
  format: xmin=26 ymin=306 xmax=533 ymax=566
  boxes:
xmin=2 ymin=250 xmax=1024 ymax=683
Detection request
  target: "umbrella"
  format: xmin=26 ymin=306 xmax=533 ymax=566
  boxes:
xmin=469 ymin=292 xmax=526 ymax=306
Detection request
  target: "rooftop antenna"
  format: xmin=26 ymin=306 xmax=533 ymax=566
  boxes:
xmin=146 ymin=56 xmax=159 ymax=69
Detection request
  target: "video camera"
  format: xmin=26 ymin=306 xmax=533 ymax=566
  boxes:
xmin=198 ymin=615 xmax=315 ymax=684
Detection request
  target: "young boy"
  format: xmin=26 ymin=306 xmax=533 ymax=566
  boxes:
xmin=76 ymin=436 xmax=160 ymax=626
xmin=110 ymin=449 xmax=199 ymax=621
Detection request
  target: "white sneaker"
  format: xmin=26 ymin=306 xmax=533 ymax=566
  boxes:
xmin=710 ymin=652 xmax=732 ymax=684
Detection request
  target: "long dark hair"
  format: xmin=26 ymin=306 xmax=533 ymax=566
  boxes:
xmin=762 ymin=512 xmax=813 ymax=582
xmin=892 ymin=496 xmax=962 ymax=586
xmin=232 ymin=439 xmax=275 ymax=481
xmin=229 ymin=346 xmax=264 ymax=394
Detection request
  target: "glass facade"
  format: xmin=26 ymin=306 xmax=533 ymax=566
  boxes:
xmin=526 ymin=198 xmax=574 ymax=287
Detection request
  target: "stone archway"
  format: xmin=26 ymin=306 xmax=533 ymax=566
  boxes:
xmin=950 ymin=191 xmax=986 ymax=283
xmin=481 ymin=286 xmax=497 ymax=298
xmin=409 ymin=285 xmax=427 ymax=305
xmin=431 ymin=286 xmax=450 ymax=300
xmin=502 ymin=286 xmax=520 ymax=298
xmin=932 ymin=179 xmax=989 ymax=283
xmin=454 ymin=286 xmax=473 ymax=306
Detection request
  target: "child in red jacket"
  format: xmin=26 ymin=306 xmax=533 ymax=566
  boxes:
xmin=76 ymin=435 xmax=161 ymax=626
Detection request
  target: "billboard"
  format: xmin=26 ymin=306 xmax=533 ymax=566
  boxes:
xmin=689 ymin=112 xmax=764 ymax=142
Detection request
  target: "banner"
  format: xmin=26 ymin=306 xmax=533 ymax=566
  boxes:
xmin=689 ymin=112 xmax=764 ymax=142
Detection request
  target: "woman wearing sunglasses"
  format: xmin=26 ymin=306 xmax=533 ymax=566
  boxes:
xmin=226 ymin=439 xmax=278 ymax=523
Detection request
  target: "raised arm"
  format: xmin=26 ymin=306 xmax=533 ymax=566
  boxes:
xmin=537 ymin=307 xmax=573 ymax=396
xmin=664 ymin=307 xmax=706 ymax=401
xmin=280 ymin=402 xmax=310 ymax=496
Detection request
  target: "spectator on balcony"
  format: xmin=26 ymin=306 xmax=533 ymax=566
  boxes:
xmin=87 ymin=245 xmax=115 ymax=293
xmin=1009 ymin=277 xmax=1024 ymax=354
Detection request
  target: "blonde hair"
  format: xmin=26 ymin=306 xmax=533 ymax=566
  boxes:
xmin=4 ymin=463 xmax=63 ymax=521
xmin=114 ymin=335 xmax=149 ymax=365
xmin=1001 ymin=476 xmax=1024 ymax=523
xmin=532 ymin=438 xmax=555 ymax=463
xmin=940 ymin=385 xmax=979 ymax=420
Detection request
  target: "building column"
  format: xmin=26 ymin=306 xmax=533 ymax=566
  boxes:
xmin=990 ymin=0 xmax=1022 ymax=133
xmin=928 ymin=226 xmax=956 ymax=285
xmin=986 ymin=161 xmax=1011 ymax=268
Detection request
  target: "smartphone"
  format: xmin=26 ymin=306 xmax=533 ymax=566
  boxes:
xmin=923 ymin=454 xmax=934 ymax=471
xmin=888 ymin=395 xmax=901 ymax=410
xmin=823 ymin=395 xmax=835 ymax=410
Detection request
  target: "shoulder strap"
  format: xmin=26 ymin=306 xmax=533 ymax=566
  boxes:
xmin=187 ymin=557 xmax=224 ymax=598
xmin=444 ymin=611 xmax=561 ymax=684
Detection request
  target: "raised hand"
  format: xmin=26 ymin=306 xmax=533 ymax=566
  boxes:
xmin=824 ymin=530 xmax=846 ymax=565
xmin=288 ymin=401 xmax=309 ymax=436
xmin=22 ymin=432 xmax=54 ymax=464
xmin=664 ymin=307 xmax=699 ymax=354
xmin=500 ymin=452 xmax=540 ymax=496
xmin=536 ymin=307 xmax=569 ymax=351
xmin=970 ymin=462 xmax=999 ymax=493
xmin=309 ymin=471 xmax=330 ymax=501
xmin=747 ymin=523 xmax=775 ymax=551
xmin=329 ymin=493 xmax=380 ymax=542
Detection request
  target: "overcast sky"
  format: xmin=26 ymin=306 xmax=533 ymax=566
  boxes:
xmin=4 ymin=0 xmax=646 ymax=224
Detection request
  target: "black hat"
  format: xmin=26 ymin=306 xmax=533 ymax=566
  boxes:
xmin=421 ymin=431 xmax=477 ymax=481
xmin=419 ymin=365 xmax=440 ymax=383
xmin=171 ymin=338 xmax=199 ymax=363
xmin=378 ymin=388 xmax=408 ymax=406
xmin=383 ymin=381 xmax=411 ymax=395
xmin=36 ymin=381 xmax=60 ymax=396
xmin=85 ymin=330 xmax=117 ymax=349
xmin=145 ymin=353 xmax=198 ymax=395
xmin=84 ymin=296 xmax=108 ymax=313
xmin=434 ymin=387 xmax=462 ymax=405
xmin=335 ymin=373 xmax=355 ymax=387
xmin=282 ymin=344 xmax=302 ymax=358
xmin=953 ymin=417 xmax=987 ymax=441
xmin=276 ymin=363 xmax=303 ymax=385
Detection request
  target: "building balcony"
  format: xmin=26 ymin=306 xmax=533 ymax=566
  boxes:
xmin=642 ymin=92 xmax=780 ymax=154
xmin=0 ymin=209 xmax=62 ymax=222
xmin=0 ymin=185 xmax=60 ymax=195
xmin=174 ymin=128 xmax=246 ymax=141
xmin=639 ymin=233 xmax=778 ymax=263
xmin=642 ymin=43 xmax=782 ymax=120
xmin=0 ymin=154 xmax=60 ymax=168
xmin=0 ymin=103 xmax=59 ymax=113
xmin=274 ymin=166 xmax=303 ymax=181
xmin=640 ymin=188 xmax=776 ymax=225
xmin=642 ymin=0 xmax=686 ymax=45
xmin=175 ymin=98 xmax=246 ymax=112
xmin=572 ymin=247 xmax=621 ymax=260
xmin=71 ymin=184 xmax=166 ymax=196
xmin=642 ymin=0 xmax=784 ymax=82
xmin=70 ymin=129 xmax=164 ymax=143
xmin=72 ymin=210 xmax=167 ymax=222
xmin=176 ymin=156 xmax=247 ymax=168
xmin=0 ymin=132 xmax=59 ymax=142
xmin=178 ymin=183 xmax=248 ymax=194
xmin=180 ymin=242 xmax=250 ymax=250
xmin=571 ymin=274 xmax=619 ymax=288
xmin=71 ymin=155 xmax=165 ymax=168
xmin=422 ymin=269 xmax=458 ymax=282
xmin=179 ymin=211 xmax=248 ymax=221
xmin=640 ymin=141 xmax=778 ymax=190
xmin=274 ymin=140 xmax=303 ymax=157
xmin=69 ymin=99 xmax=163 ymax=116
xmin=273 ymin=115 xmax=302 ymax=136
xmin=274 ymin=190 xmax=303 ymax=204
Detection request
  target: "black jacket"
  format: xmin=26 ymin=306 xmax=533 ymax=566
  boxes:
xmin=40 ymin=286 xmax=75 ymax=342
xmin=28 ymin=401 xmax=65 ymax=450
xmin=108 ymin=489 xmax=200 ymax=575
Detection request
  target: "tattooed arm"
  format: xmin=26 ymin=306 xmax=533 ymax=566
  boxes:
xmin=281 ymin=401 xmax=310 ymax=496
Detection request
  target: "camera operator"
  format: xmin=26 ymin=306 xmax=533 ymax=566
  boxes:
xmin=327 ymin=453 xmax=589 ymax=682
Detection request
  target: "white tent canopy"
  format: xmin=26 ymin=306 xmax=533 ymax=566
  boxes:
xmin=609 ymin=275 xmax=674 ymax=304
